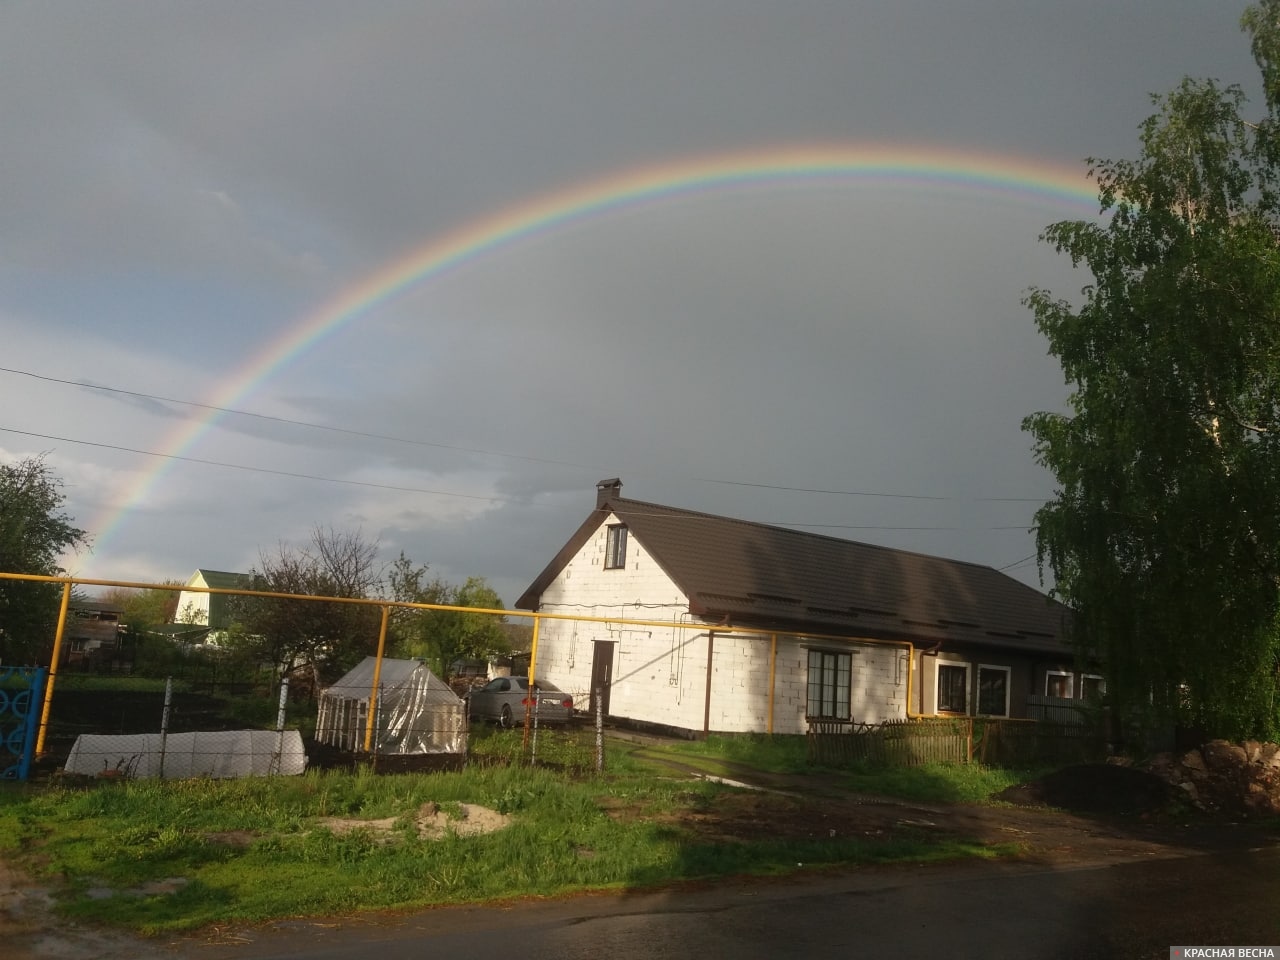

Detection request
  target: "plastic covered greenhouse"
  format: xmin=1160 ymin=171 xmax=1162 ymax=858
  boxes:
xmin=316 ymin=657 xmax=467 ymax=755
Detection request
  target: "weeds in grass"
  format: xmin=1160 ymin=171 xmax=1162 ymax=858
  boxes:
xmin=0 ymin=732 xmax=1023 ymax=935
xmin=661 ymin=733 xmax=811 ymax=773
xmin=834 ymin=761 xmax=1048 ymax=804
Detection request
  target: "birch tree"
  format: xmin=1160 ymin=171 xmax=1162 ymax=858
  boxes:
xmin=1025 ymin=2 xmax=1280 ymax=740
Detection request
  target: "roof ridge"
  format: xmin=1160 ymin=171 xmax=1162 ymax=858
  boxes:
xmin=608 ymin=496 xmax=1018 ymax=579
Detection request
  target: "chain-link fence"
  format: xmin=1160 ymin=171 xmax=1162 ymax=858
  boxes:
xmin=6 ymin=569 xmax=918 ymax=782
xmin=49 ymin=673 xmax=308 ymax=778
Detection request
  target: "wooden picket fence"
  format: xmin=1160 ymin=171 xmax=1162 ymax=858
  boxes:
xmin=807 ymin=714 xmax=1107 ymax=768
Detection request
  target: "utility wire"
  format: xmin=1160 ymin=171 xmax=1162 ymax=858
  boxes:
xmin=0 ymin=426 xmax=506 ymax=502
xmin=1 ymin=364 xmax=1050 ymax=505
xmin=695 ymin=476 xmax=946 ymax=500
xmin=0 ymin=365 xmax=596 ymax=470
xmin=0 ymin=425 xmax=1039 ymax=533
xmin=995 ymin=552 xmax=1038 ymax=571
xmin=698 ymin=476 xmax=1045 ymax=503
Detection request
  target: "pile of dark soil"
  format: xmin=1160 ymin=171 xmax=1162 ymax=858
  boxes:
xmin=997 ymin=764 xmax=1184 ymax=816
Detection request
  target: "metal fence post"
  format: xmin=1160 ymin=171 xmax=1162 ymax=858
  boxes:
xmin=371 ymin=682 xmax=383 ymax=770
xmin=531 ymin=694 xmax=540 ymax=766
xmin=272 ymin=677 xmax=289 ymax=775
xmin=158 ymin=676 xmax=173 ymax=779
xmin=595 ymin=686 xmax=604 ymax=773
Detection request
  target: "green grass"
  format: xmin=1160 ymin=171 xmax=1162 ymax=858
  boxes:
xmin=658 ymin=733 xmax=811 ymax=773
xmin=833 ymin=761 xmax=1048 ymax=804
xmin=623 ymin=733 xmax=1039 ymax=804
xmin=468 ymin=723 xmax=608 ymax=773
xmin=0 ymin=736 xmax=1013 ymax=935
xmin=50 ymin=674 xmax=191 ymax=693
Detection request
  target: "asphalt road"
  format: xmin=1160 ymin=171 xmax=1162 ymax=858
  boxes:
xmin=169 ymin=846 xmax=1280 ymax=960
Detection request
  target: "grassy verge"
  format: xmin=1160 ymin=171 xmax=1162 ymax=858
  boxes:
xmin=832 ymin=761 xmax=1049 ymax=804
xmin=0 ymin=729 xmax=1012 ymax=935
xmin=639 ymin=733 xmax=1043 ymax=804
xmin=658 ymin=733 xmax=811 ymax=773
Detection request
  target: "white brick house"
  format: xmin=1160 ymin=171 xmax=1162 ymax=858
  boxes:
xmin=517 ymin=480 xmax=1079 ymax=737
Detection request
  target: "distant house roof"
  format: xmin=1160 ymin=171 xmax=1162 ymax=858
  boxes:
xmin=179 ymin=570 xmax=255 ymax=631
xmin=517 ymin=480 xmax=1071 ymax=655
xmin=72 ymin=600 xmax=124 ymax=616
xmin=188 ymin=570 xmax=252 ymax=589
xmin=148 ymin=623 xmax=212 ymax=642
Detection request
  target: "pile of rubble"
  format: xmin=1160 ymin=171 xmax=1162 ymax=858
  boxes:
xmin=1143 ymin=740 xmax=1280 ymax=817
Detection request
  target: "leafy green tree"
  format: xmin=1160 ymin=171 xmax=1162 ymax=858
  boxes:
xmin=1024 ymin=2 xmax=1280 ymax=741
xmin=389 ymin=561 xmax=510 ymax=679
xmin=0 ymin=455 xmax=89 ymax=663
xmin=98 ymin=583 xmax=182 ymax=630
xmin=385 ymin=552 xmax=451 ymax=648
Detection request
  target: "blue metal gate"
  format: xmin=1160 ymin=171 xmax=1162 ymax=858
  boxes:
xmin=1 ymin=667 xmax=47 ymax=781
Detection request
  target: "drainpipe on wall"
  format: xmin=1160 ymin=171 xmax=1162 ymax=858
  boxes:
xmin=767 ymin=634 xmax=777 ymax=735
xmin=702 ymin=630 xmax=715 ymax=738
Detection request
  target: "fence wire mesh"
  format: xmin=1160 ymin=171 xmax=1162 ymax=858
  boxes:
xmin=4 ymin=570 xmax=1101 ymax=780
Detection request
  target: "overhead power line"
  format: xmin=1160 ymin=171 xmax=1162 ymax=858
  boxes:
xmin=0 ymin=365 xmax=596 ymax=470
xmin=0 ymin=426 xmax=506 ymax=502
xmin=0 ymin=364 xmax=1052 ymax=505
xmin=995 ymin=552 xmax=1038 ymax=571
xmin=0 ymin=425 xmax=1038 ymax=534
xmin=698 ymin=477 xmax=1045 ymax=503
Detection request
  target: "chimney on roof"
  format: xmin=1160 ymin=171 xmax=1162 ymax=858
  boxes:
xmin=596 ymin=477 xmax=622 ymax=508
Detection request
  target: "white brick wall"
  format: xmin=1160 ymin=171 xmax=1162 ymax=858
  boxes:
xmin=534 ymin=513 xmax=696 ymax=724
xmin=529 ymin=517 xmax=910 ymax=734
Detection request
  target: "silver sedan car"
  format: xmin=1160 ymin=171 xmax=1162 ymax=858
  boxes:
xmin=467 ymin=676 xmax=573 ymax=728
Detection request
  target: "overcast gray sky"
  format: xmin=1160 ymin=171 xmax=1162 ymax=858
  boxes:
xmin=0 ymin=1 xmax=1263 ymax=605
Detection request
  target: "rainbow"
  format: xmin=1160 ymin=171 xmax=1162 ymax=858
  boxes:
xmin=86 ymin=143 xmax=1099 ymax=559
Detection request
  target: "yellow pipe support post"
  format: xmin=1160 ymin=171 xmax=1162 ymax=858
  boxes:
xmin=702 ymin=630 xmax=715 ymax=737
xmin=522 ymin=615 xmax=541 ymax=751
xmin=363 ymin=605 xmax=391 ymax=754
xmin=35 ymin=581 xmax=72 ymax=756
xmin=767 ymin=633 xmax=777 ymax=735
xmin=0 ymin=572 xmax=927 ymax=726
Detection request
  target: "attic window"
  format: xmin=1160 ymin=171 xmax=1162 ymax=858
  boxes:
xmin=605 ymin=524 xmax=628 ymax=569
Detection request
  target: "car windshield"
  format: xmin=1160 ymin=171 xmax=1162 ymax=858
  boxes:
xmin=510 ymin=677 xmax=556 ymax=693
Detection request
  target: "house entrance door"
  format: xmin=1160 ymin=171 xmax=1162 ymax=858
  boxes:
xmin=589 ymin=641 xmax=616 ymax=719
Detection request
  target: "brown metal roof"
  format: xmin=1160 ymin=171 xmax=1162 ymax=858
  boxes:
xmin=517 ymin=484 xmax=1071 ymax=655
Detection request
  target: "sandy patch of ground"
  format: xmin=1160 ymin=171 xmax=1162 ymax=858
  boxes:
xmin=318 ymin=801 xmax=511 ymax=840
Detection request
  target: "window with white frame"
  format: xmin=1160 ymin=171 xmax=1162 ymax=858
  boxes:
xmin=976 ymin=664 xmax=1011 ymax=717
xmin=807 ymin=649 xmax=851 ymax=720
xmin=936 ymin=662 xmax=970 ymax=714
xmin=1079 ymin=674 xmax=1106 ymax=701
xmin=604 ymin=524 xmax=628 ymax=569
xmin=1045 ymin=670 xmax=1073 ymax=699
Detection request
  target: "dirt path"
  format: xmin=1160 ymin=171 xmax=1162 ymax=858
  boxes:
xmin=620 ymin=740 xmax=1280 ymax=866
xmin=1 ymin=858 xmax=173 ymax=960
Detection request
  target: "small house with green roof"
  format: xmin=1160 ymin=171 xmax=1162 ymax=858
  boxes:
xmin=174 ymin=569 xmax=252 ymax=633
